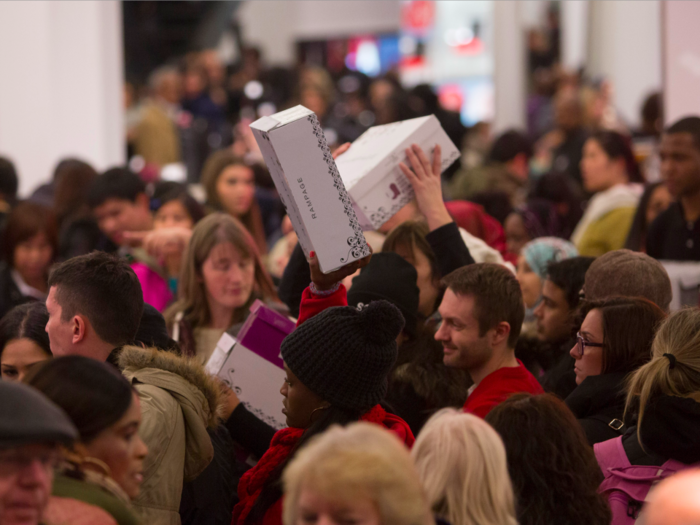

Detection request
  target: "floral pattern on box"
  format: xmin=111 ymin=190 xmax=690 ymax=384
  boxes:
xmin=307 ymin=114 xmax=371 ymax=263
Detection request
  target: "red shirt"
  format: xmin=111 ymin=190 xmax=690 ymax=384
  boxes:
xmin=463 ymin=360 xmax=544 ymax=418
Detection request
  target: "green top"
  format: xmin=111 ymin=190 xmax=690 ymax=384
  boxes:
xmin=52 ymin=474 xmax=141 ymax=525
xmin=576 ymin=207 xmax=637 ymax=257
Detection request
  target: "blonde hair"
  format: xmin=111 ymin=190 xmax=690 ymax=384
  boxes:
xmin=625 ymin=308 xmax=700 ymax=438
xmin=283 ymin=423 xmax=431 ymax=525
xmin=412 ymin=409 xmax=518 ymax=525
xmin=165 ymin=213 xmax=277 ymax=330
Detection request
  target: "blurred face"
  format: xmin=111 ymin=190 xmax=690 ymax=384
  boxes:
xmin=82 ymin=393 xmax=147 ymax=499
xmin=581 ymin=138 xmax=622 ymax=193
xmin=93 ymin=197 xmax=151 ymax=246
xmin=435 ymin=290 xmax=492 ymax=373
xmin=295 ymin=487 xmax=381 ymax=525
xmin=300 ymin=89 xmax=328 ymax=118
xmin=200 ymin=242 xmax=256 ymax=315
xmin=505 ymin=213 xmax=530 ymax=256
xmin=183 ymin=70 xmax=205 ymax=98
xmin=13 ymin=232 xmax=52 ymax=284
xmin=646 ymin=184 xmax=672 ymax=227
xmin=281 ymin=365 xmax=327 ymax=429
xmin=0 ymin=443 xmax=58 ymax=525
xmin=153 ymin=200 xmax=194 ymax=230
xmin=216 ymin=165 xmax=255 ymax=218
xmin=516 ymin=256 xmax=542 ymax=309
xmin=393 ymin=243 xmax=440 ymax=317
xmin=0 ymin=340 xmax=50 ymax=382
xmin=533 ymin=279 xmax=573 ymax=343
xmin=45 ymin=287 xmax=72 ymax=357
xmin=554 ymin=98 xmax=582 ymax=132
xmin=569 ymin=308 xmax=604 ymax=385
xmin=659 ymin=133 xmax=700 ymax=199
xmin=158 ymin=73 xmax=182 ymax=105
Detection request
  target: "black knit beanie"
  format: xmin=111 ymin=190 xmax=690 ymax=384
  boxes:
xmin=347 ymin=252 xmax=419 ymax=338
xmin=280 ymin=300 xmax=404 ymax=410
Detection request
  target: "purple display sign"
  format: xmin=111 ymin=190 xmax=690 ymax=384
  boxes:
xmin=236 ymin=300 xmax=295 ymax=370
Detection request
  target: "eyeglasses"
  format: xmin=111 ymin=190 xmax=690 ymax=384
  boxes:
xmin=575 ymin=332 xmax=604 ymax=358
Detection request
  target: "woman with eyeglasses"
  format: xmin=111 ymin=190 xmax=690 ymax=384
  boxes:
xmin=564 ymin=297 xmax=666 ymax=446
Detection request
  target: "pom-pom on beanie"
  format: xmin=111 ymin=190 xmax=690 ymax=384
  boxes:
xmin=281 ymin=300 xmax=404 ymax=410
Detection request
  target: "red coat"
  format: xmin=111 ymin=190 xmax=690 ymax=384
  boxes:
xmin=463 ymin=360 xmax=544 ymax=418
xmin=232 ymin=405 xmax=414 ymax=525
xmin=294 ymin=284 xmax=348 ymax=326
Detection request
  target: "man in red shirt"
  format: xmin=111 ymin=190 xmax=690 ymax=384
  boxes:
xmin=436 ymin=263 xmax=543 ymax=418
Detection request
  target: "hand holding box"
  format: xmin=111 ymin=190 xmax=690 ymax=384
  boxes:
xmin=250 ymin=106 xmax=371 ymax=274
xmin=335 ymin=115 xmax=460 ymax=230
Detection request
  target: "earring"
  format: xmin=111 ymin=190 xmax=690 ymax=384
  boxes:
xmin=308 ymin=405 xmax=330 ymax=425
xmin=82 ymin=456 xmax=112 ymax=477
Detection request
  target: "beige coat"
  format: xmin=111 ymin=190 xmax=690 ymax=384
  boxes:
xmin=119 ymin=346 xmax=221 ymax=525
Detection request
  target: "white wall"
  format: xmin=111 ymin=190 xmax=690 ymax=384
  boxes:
xmin=664 ymin=1 xmax=700 ymax=124
xmin=237 ymin=1 xmax=402 ymax=66
xmin=586 ymin=0 xmax=661 ymax=128
xmin=0 ymin=1 xmax=124 ymax=197
xmin=492 ymin=1 xmax=526 ymax=132
xmin=561 ymin=0 xmax=589 ymax=71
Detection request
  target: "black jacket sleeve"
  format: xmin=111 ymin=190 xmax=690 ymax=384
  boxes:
xmin=277 ymin=243 xmax=311 ymax=319
xmin=425 ymin=222 xmax=475 ymax=277
xmin=224 ymin=404 xmax=276 ymax=459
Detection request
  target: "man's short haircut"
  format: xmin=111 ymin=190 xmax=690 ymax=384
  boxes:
xmin=584 ymin=249 xmax=672 ymax=312
xmin=48 ymin=252 xmax=144 ymax=347
xmin=87 ymin=167 xmax=146 ymax=209
xmin=665 ymin=116 xmax=700 ymax=151
xmin=0 ymin=156 xmax=18 ymax=200
xmin=442 ymin=263 xmax=524 ymax=348
xmin=488 ymin=130 xmax=534 ymax=164
xmin=546 ymin=256 xmax=596 ymax=310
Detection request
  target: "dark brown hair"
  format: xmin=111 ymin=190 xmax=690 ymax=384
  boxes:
xmin=442 ymin=263 xmax=524 ymax=348
xmin=589 ymin=130 xmax=644 ymax=183
xmin=52 ymin=159 xmax=98 ymax=225
xmin=486 ymin=393 xmax=611 ymax=525
xmin=2 ymin=201 xmax=58 ymax=266
xmin=48 ymin=252 xmax=144 ymax=347
xmin=200 ymin=149 xmax=267 ymax=255
xmin=25 ymin=356 xmax=134 ymax=443
xmin=382 ymin=220 xmax=438 ymax=280
xmin=578 ymin=296 xmax=666 ymax=375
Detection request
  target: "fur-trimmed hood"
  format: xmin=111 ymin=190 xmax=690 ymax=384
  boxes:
xmin=118 ymin=345 xmax=222 ymax=428
xmin=118 ymin=345 xmax=225 ymax=520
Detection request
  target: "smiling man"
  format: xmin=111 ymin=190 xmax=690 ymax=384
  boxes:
xmin=647 ymin=116 xmax=700 ymax=261
xmin=436 ymin=263 xmax=543 ymax=418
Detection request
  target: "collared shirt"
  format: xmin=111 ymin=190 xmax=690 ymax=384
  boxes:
xmin=10 ymin=269 xmax=47 ymax=301
xmin=647 ymin=202 xmax=700 ymax=261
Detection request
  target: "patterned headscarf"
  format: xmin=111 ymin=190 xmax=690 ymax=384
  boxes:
xmin=522 ymin=237 xmax=578 ymax=279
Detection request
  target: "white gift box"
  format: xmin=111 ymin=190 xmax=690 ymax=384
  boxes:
xmin=335 ymin=115 xmax=460 ymax=230
xmin=206 ymin=332 xmax=288 ymax=430
xmin=249 ymin=105 xmax=371 ymax=273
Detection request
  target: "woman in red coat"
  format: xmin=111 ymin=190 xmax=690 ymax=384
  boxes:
xmin=232 ymin=259 xmax=413 ymax=525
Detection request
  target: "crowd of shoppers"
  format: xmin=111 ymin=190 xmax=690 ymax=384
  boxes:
xmin=3 ymin=44 xmax=700 ymax=525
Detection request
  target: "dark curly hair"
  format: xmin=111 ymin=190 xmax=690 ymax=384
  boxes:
xmin=486 ymin=393 xmax=611 ymax=525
